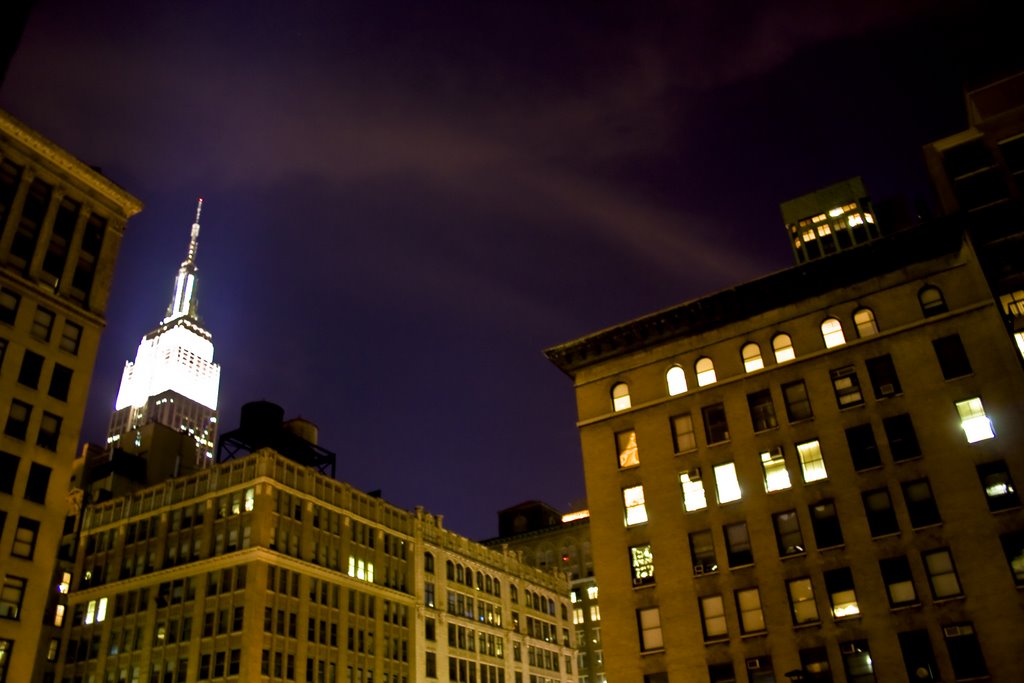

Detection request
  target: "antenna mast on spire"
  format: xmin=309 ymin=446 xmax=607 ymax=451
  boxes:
xmin=186 ymin=197 xmax=203 ymax=265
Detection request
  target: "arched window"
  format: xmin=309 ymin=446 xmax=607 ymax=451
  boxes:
xmin=446 ymin=561 xmax=455 ymax=580
xmin=476 ymin=572 xmax=483 ymax=590
xmin=424 ymin=552 xmax=434 ymax=574
xmin=456 ymin=565 xmax=464 ymax=583
xmin=821 ymin=318 xmax=846 ymax=348
xmin=741 ymin=343 xmax=764 ymax=372
xmin=464 ymin=566 xmax=473 ymax=586
xmin=772 ymin=334 xmax=795 ymax=363
xmin=919 ymin=286 xmax=948 ymax=317
xmin=611 ymin=382 xmax=631 ymax=411
xmin=695 ymin=357 xmax=717 ymax=386
xmin=485 ymin=576 xmax=493 ymax=593
xmin=494 ymin=579 xmax=501 ymax=597
xmin=853 ymin=308 xmax=878 ymax=337
xmin=666 ymin=366 xmax=687 ymax=396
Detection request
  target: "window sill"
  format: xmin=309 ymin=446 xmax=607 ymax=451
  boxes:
xmin=633 ymin=583 xmax=656 ymax=592
xmin=989 ymin=503 xmax=1023 ymax=514
xmin=837 ymin=402 xmax=866 ymax=411
xmin=674 ymin=449 xmax=698 ymax=457
xmin=853 ymin=464 xmax=884 ymax=473
xmin=889 ymin=603 xmax=921 ymax=612
xmin=817 ymin=544 xmax=846 ymax=553
xmin=932 ymin=595 xmax=966 ymax=605
xmin=728 ymin=563 xmax=755 ymax=571
xmin=910 ymin=522 xmax=943 ymax=531
xmin=703 ymin=637 xmax=729 ymax=646
xmin=870 ymin=532 xmax=901 ymax=540
xmin=740 ymin=631 xmax=768 ymax=640
xmin=780 ymin=552 xmax=808 ymax=561
xmin=752 ymin=426 xmax=780 ymax=435
xmin=892 ymin=455 xmax=923 ymax=464
xmin=793 ymin=621 xmax=821 ymax=630
xmin=640 ymin=648 xmax=665 ymax=656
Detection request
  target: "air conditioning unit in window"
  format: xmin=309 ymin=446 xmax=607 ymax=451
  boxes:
xmin=747 ymin=659 xmax=762 ymax=670
xmin=879 ymin=383 xmax=896 ymax=396
xmin=840 ymin=642 xmax=857 ymax=655
xmin=688 ymin=468 xmax=702 ymax=481
xmin=943 ymin=625 xmax=972 ymax=638
xmin=693 ymin=565 xmax=704 ymax=576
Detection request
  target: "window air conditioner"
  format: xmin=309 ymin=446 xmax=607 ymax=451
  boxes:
xmin=879 ymin=383 xmax=895 ymax=396
xmin=747 ymin=659 xmax=762 ymax=670
xmin=693 ymin=565 xmax=704 ymax=575
xmin=840 ymin=642 xmax=857 ymax=654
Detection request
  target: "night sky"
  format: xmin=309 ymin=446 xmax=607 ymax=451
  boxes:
xmin=2 ymin=0 xmax=1021 ymax=540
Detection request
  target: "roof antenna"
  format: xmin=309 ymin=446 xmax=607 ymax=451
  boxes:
xmin=186 ymin=197 xmax=203 ymax=265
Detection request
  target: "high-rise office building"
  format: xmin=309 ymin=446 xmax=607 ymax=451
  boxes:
xmin=0 ymin=109 xmax=141 ymax=683
xmin=107 ymin=199 xmax=220 ymax=472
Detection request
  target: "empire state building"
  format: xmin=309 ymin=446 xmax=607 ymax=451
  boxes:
xmin=107 ymin=199 xmax=220 ymax=468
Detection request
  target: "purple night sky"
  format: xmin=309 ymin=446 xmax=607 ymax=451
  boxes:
xmin=2 ymin=0 xmax=1021 ymax=540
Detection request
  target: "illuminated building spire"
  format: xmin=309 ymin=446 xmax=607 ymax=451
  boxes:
xmin=165 ymin=197 xmax=203 ymax=323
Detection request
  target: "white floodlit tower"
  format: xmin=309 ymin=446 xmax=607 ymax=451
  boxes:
xmin=108 ymin=199 xmax=221 ymax=468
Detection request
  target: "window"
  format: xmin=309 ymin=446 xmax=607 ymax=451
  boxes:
xmin=933 ymin=335 xmax=972 ymax=379
xmin=747 ymin=390 xmax=777 ymax=432
xmin=735 ymin=588 xmax=764 ymax=633
xmin=623 ymin=486 xmax=647 ymax=526
xmin=830 ymin=366 xmax=863 ymax=407
xmin=636 ymin=607 xmax=662 ymax=651
xmin=902 ymin=479 xmax=941 ymax=528
xmin=724 ymin=522 xmax=753 ymax=567
xmin=761 ymin=447 xmax=790 ymax=492
xmin=824 ymin=568 xmax=859 ymax=618
xmin=11 ymin=517 xmax=39 ymax=559
xmin=611 ymin=383 xmax=631 ymax=412
xmin=799 ymin=648 xmax=832 ymax=683
xmin=699 ymin=595 xmax=727 ymax=640
xmin=666 ymin=366 xmax=687 ymax=396
xmin=708 ymin=663 xmax=735 ymax=683
xmin=955 ymin=397 xmax=994 ymax=442
xmin=919 ymin=286 xmax=947 ymax=316
xmin=977 ymin=461 xmax=1019 ymax=511
xmin=923 ymin=549 xmax=962 ymax=599
xmin=841 ymin=640 xmax=874 ymax=683
xmin=695 ymin=357 xmax=716 ymax=386
xmin=782 ymin=380 xmax=812 ymax=421
xmin=24 ymin=463 xmax=51 ymax=504
xmin=786 ymin=577 xmax=819 ymax=624
xmin=48 ymin=364 xmax=72 ymax=401
xmin=821 ymin=318 xmax=846 ymax=348
xmin=0 ymin=576 xmax=27 ymax=619
xmin=809 ymin=499 xmax=843 ymax=548
xmin=679 ymin=470 xmax=707 ymax=511
xmin=943 ymin=623 xmax=988 ymax=680
xmin=702 ymin=403 xmax=729 ymax=444
xmin=37 ymin=412 xmax=61 ymax=451
xmin=670 ymin=413 xmax=696 ymax=453
xmin=797 ymin=439 xmax=827 ymax=482
xmin=897 ymin=631 xmax=939 ymax=683
xmin=0 ymin=452 xmax=17 ymax=494
xmin=17 ymin=351 xmax=43 ymax=389
xmin=772 ymin=333 xmax=795 ymax=362
xmin=880 ymin=414 xmax=919 ymax=462
xmin=1000 ymin=531 xmax=1024 ymax=585
xmin=616 ymin=430 xmax=639 ymax=468
xmin=741 ymin=343 xmax=763 ymax=372
xmin=853 ymin=308 xmax=878 ymax=337
xmin=845 ymin=424 xmax=880 ymax=470
xmin=714 ymin=462 xmax=741 ymax=504
xmin=424 ymin=552 xmax=434 ymax=574
xmin=879 ymin=556 xmax=918 ymax=607
xmin=0 ymin=288 xmax=19 ymax=325
xmin=865 ymin=354 xmax=901 ymax=398
xmin=629 ymin=545 xmax=654 ymax=586
xmin=32 ymin=309 xmax=55 ymax=343
xmin=862 ymin=488 xmax=899 ymax=537
xmin=60 ymin=320 xmax=82 ymax=354
xmin=689 ymin=530 xmax=717 ymax=574
xmin=772 ymin=510 xmax=804 ymax=556
xmin=4 ymin=400 xmax=31 ymax=440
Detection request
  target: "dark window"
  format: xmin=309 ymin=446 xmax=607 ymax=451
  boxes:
xmin=0 ymin=338 xmax=6 ymax=372
xmin=883 ymin=414 xmax=920 ymax=461
xmin=71 ymin=214 xmax=105 ymax=304
xmin=31 ymin=307 xmax=55 ymax=342
xmin=643 ymin=675 xmax=668 ymax=683
xmin=879 ymin=556 xmax=918 ymax=607
xmin=809 ymin=500 xmax=843 ymax=549
xmin=48 ymin=364 xmax=73 ymax=402
xmin=17 ymin=351 xmax=43 ymax=389
xmin=689 ymin=529 xmax=717 ymax=575
xmin=866 ymin=354 xmax=901 ymax=398
xmin=830 ymin=366 xmax=864 ymax=407
xmin=0 ymin=575 xmax=27 ymax=620
xmin=932 ymin=335 xmax=972 ymax=379
xmin=943 ymin=623 xmax=987 ymax=680
xmin=845 ymin=424 xmax=880 ymax=470
xmin=841 ymin=641 xmax=874 ymax=683
xmin=747 ymin=390 xmax=777 ymax=432
xmin=724 ymin=522 xmax=753 ymax=567
xmin=799 ymin=647 xmax=833 ymax=683
xmin=701 ymin=403 xmax=729 ymax=444
xmin=919 ymin=286 xmax=948 ymax=317
xmin=977 ymin=460 xmax=1020 ymax=511
xmin=1000 ymin=531 xmax=1024 ymax=585
xmin=43 ymin=197 xmax=79 ymax=280
xmin=862 ymin=488 xmax=899 ymax=537
xmin=772 ymin=510 xmax=805 ymax=556
xmin=782 ymin=380 xmax=813 ymax=421
xmin=4 ymin=400 xmax=31 ymax=440
xmin=10 ymin=179 xmax=51 ymax=271
xmin=24 ymin=463 xmax=51 ymax=504
xmin=37 ymin=412 xmax=61 ymax=451
xmin=708 ymin=663 xmax=735 ymax=683
xmin=11 ymin=517 xmax=40 ymax=559
xmin=0 ymin=452 xmax=18 ymax=494
xmin=898 ymin=630 xmax=939 ymax=683
xmin=0 ymin=289 xmax=19 ymax=326
xmin=903 ymin=479 xmax=941 ymax=528
xmin=825 ymin=569 xmax=859 ymax=619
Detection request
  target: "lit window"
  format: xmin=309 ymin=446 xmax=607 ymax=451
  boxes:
xmin=821 ymin=318 xmax=846 ymax=348
xmin=880 ymin=556 xmax=918 ymax=607
xmin=629 ymin=545 xmax=654 ymax=587
xmin=679 ymin=470 xmax=707 ymax=512
xmin=666 ymin=366 xmax=687 ymax=396
xmin=347 ymin=556 xmax=375 ymax=582
xmin=735 ymin=588 xmax=765 ymax=633
xmin=695 ymin=357 xmax=716 ymax=386
xmin=714 ymin=462 xmax=741 ymax=504
xmin=699 ymin=595 xmax=727 ymax=640
xmin=772 ymin=334 xmax=795 ymax=362
xmin=919 ymin=286 xmax=948 ymax=317
xmin=761 ymin=448 xmax=791 ymax=492
xmin=670 ymin=413 xmax=696 ymax=453
xmin=797 ymin=440 xmax=827 ymax=482
xmin=923 ymin=549 xmax=962 ymax=599
xmin=977 ymin=460 xmax=1020 ymax=511
xmin=852 ymin=308 xmax=877 ymax=337
xmin=57 ymin=572 xmax=71 ymax=594
xmin=623 ymin=485 xmax=648 ymax=526
xmin=824 ymin=568 xmax=859 ymax=618
xmin=636 ymin=607 xmax=662 ymax=651
xmin=955 ymin=397 xmax=994 ymax=442
xmin=830 ymin=366 xmax=863 ymax=408
xmin=841 ymin=640 xmax=874 ymax=683
xmin=611 ymin=383 xmax=631 ymax=412
xmin=616 ymin=430 xmax=639 ymax=468
xmin=54 ymin=604 xmax=65 ymax=626
xmin=741 ymin=343 xmax=763 ymax=372
xmin=787 ymin=578 xmax=818 ymax=624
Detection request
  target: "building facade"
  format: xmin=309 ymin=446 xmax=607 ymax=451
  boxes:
xmin=546 ymin=218 xmax=1024 ymax=682
xmin=0 ymin=109 xmax=141 ymax=682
